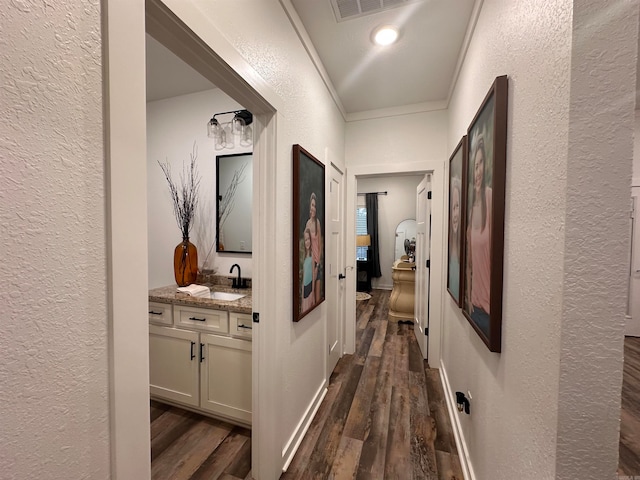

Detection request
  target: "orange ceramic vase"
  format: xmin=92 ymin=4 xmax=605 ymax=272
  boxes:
xmin=174 ymin=237 xmax=198 ymax=287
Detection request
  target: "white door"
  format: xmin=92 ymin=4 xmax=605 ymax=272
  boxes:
xmin=327 ymin=164 xmax=344 ymax=376
xmin=414 ymin=175 xmax=431 ymax=358
xmin=627 ymin=190 xmax=640 ymax=336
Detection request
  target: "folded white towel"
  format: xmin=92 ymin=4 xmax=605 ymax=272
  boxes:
xmin=176 ymin=284 xmax=210 ymax=298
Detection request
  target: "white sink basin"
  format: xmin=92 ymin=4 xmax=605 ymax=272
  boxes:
xmin=210 ymin=291 xmax=246 ymax=301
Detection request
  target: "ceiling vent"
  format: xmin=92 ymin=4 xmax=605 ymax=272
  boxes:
xmin=330 ymin=0 xmax=423 ymax=22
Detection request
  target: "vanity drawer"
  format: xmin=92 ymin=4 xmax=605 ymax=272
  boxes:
xmin=229 ymin=312 xmax=253 ymax=340
xmin=175 ymin=305 xmax=229 ymax=334
xmin=149 ymin=302 xmax=173 ymax=326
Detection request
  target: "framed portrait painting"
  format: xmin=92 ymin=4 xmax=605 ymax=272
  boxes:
xmin=447 ymin=136 xmax=467 ymax=307
xmin=462 ymin=75 xmax=508 ymax=353
xmin=292 ymin=144 xmax=326 ymax=321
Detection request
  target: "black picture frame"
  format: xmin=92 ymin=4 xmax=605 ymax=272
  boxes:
xmin=292 ymin=144 xmax=325 ymax=321
xmin=447 ymin=136 xmax=467 ymax=307
xmin=462 ymin=75 xmax=508 ymax=352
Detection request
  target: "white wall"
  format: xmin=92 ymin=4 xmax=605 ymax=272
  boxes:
xmin=347 ymin=110 xmax=448 ymax=169
xmin=357 ymin=175 xmax=423 ymax=289
xmin=0 ymin=2 xmax=111 ymax=479
xmin=147 ymin=88 xmax=252 ymax=288
xmin=161 ymin=0 xmax=347 ymax=469
xmin=444 ymin=1 xmax=637 ymax=479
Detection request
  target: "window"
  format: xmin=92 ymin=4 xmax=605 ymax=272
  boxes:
xmin=356 ymin=207 xmax=368 ymax=261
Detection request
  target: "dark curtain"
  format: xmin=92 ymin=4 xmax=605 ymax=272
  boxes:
xmin=366 ymin=193 xmax=382 ymax=278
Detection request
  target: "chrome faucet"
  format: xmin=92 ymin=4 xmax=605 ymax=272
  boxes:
xmin=229 ymin=264 xmax=247 ymax=289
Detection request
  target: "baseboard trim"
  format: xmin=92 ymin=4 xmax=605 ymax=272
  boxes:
xmin=439 ymin=361 xmax=476 ymax=480
xmin=281 ymin=381 xmax=327 ymax=471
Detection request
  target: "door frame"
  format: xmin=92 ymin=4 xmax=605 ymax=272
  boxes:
xmin=414 ymin=174 xmax=432 ymax=358
xmin=345 ymin=160 xmax=445 ymax=364
xmin=106 ymin=1 xmax=282 ymax=478
xmin=627 ymin=189 xmax=640 ymax=337
xmin=327 ymin=161 xmax=345 ymax=375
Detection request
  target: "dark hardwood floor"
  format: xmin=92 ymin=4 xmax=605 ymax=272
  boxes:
xmin=150 ymin=401 xmax=252 ymax=480
xmin=619 ymin=336 xmax=640 ymax=476
xmin=281 ymin=289 xmax=462 ymax=480
xmin=150 ymin=289 xmax=462 ymax=479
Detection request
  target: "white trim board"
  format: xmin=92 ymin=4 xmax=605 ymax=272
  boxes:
xmin=281 ymin=381 xmax=328 ymax=471
xmin=440 ymin=361 xmax=476 ymax=480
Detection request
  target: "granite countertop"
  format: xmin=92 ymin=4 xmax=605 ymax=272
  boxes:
xmin=149 ymin=284 xmax=252 ymax=314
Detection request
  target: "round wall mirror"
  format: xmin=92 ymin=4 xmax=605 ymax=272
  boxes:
xmin=395 ymin=219 xmax=416 ymax=260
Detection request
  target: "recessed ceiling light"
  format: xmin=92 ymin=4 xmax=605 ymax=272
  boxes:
xmin=373 ymin=25 xmax=399 ymax=46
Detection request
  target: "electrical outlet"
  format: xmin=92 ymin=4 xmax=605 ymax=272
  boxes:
xmin=240 ymin=241 xmax=245 ymax=250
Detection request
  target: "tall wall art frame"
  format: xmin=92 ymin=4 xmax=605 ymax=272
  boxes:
xmin=292 ymin=144 xmax=326 ymax=321
xmin=462 ymin=75 xmax=508 ymax=352
xmin=447 ymin=136 xmax=467 ymax=307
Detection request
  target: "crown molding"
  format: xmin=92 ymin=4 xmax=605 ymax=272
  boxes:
xmin=280 ymin=0 xmax=347 ymax=121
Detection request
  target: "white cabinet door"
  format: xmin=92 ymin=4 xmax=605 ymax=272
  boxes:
xmin=149 ymin=325 xmax=199 ymax=407
xmin=200 ymin=333 xmax=252 ymax=423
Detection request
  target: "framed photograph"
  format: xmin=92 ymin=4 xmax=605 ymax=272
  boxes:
xmin=292 ymin=144 xmax=325 ymax=321
xmin=447 ymin=136 xmax=467 ymax=307
xmin=462 ymin=75 xmax=508 ymax=352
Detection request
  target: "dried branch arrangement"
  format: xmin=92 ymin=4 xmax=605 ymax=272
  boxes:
xmin=158 ymin=143 xmax=201 ymax=239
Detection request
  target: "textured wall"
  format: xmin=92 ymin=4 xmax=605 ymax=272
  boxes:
xmin=556 ymin=1 xmax=637 ymax=478
xmin=445 ymin=0 xmax=571 ymax=478
xmin=0 ymin=1 xmax=110 ymax=479
xmin=444 ymin=1 xmax=636 ymax=478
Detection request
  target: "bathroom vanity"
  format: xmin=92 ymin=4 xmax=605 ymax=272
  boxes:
xmin=148 ymin=284 xmax=252 ymax=426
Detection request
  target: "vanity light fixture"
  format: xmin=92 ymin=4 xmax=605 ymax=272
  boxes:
xmin=207 ymin=109 xmax=253 ymax=150
xmin=372 ymin=25 xmax=399 ymax=46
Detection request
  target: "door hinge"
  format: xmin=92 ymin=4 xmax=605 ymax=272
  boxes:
xmin=252 ymin=312 xmax=260 ymax=323
xmin=425 ymin=327 xmax=429 ymax=336
xmin=426 ymin=259 xmax=430 ymax=269
xmin=427 ymin=191 xmax=432 ymax=199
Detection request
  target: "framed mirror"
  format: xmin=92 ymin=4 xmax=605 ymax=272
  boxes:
xmin=395 ymin=218 xmax=416 ymax=261
xmin=216 ymin=152 xmax=252 ymax=254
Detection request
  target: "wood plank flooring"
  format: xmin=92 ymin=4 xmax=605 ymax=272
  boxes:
xmin=281 ymin=289 xmax=462 ymax=480
xmin=619 ymin=336 xmax=640 ymax=476
xmin=150 ymin=401 xmax=252 ymax=480
xmin=150 ymin=289 xmax=462 ymax=479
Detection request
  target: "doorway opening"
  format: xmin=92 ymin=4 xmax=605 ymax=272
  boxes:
xmin=346 ymin=163 xmax=443 ymax=366
xmin=108 ymin=2 xmax=281 ymax=478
